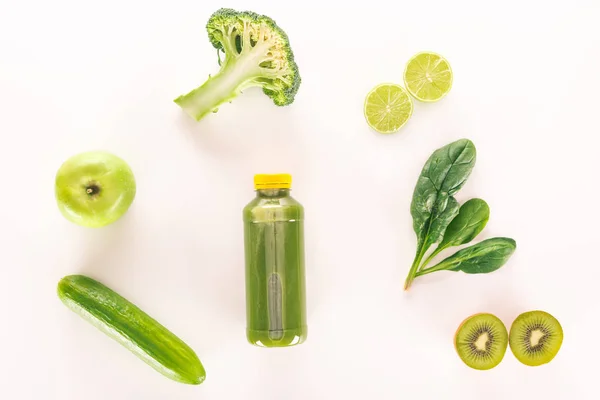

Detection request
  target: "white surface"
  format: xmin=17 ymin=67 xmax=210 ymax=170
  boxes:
xmin=1 ymin=0 xmax=599 ymax=398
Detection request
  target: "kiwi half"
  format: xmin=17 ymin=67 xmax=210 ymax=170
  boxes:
xmin=509 ymin=310 xmax=563 ymax=366
xmin=454 ymin=313 xmax=508 ymax=370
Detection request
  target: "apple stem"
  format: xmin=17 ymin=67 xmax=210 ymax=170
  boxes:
xmin=86 ymin=184 xmax=101 ymax=196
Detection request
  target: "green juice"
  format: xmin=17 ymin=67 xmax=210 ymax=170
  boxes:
xmin=243 ymin=175 xmax=307 ymax=347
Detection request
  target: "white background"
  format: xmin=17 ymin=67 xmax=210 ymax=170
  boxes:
xmin=1 ymin=0 xmax=599 ymax=398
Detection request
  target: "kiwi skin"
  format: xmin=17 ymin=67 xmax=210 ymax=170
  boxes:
xmin=509 ymin=310 xmax=563 ymax=367
xmin=454 ymin=313 xmax=484 ymax=353
xmin=454 ymin=313 xmax=508 ymax=370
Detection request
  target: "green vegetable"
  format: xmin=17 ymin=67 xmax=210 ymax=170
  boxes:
xmin=404 ymin=138 xmax=476 ymax=289
xmin=415 ymin=238 xmax=516 ymax=276
xmin=404 ymin=139 xmax=516 ymax=290
xmin=174 ymin=8 xmax=301 ymax=121
xmin=57 ymin=275 xmax=206 ymax=385
xmin=420 ymin=198 xmax=490 ymax=267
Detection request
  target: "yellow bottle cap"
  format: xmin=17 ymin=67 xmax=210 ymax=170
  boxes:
xmin=254 ymin=174 xmax=292 ymax=190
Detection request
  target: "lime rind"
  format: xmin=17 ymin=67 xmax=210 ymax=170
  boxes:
xmin=403 ymin=51 xmax=453 ymax=102
xmin=364 ymin=83 xmax=414 ymax=134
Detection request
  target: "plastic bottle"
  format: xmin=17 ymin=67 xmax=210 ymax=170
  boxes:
xmin=242 ymin=174 xmax=307 ymax=347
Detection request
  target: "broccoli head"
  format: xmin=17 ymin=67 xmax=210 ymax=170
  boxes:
xmin=174 ymin=8 xmax=301 ymax=121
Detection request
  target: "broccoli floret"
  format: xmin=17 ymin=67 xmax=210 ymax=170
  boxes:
xmin=174 ymin=8 xmax=301 ymax=121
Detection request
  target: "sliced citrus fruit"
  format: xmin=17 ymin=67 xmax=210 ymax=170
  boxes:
xmin=364 ymin=83 xmax=413 ymax=134
xmin=403 ymin=52 xmax=453 ymax=102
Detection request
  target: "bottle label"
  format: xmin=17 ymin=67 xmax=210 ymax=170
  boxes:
xmin=267 ymin=273 xmax=284 ymax=341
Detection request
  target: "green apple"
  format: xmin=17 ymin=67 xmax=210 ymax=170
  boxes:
xmin=55 ymin=151 xmax=136 ymax=228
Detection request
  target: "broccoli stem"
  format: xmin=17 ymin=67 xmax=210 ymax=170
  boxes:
xmin=174 ymin=62 xmax=256 ymax=121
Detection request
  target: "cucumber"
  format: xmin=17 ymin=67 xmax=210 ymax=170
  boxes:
xmin=57 ymin=274 xmax=206 ymax=385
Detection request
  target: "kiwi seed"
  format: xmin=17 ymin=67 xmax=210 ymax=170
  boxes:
xmin=454 ymin=313 xmax=508 ymax=370
xmin=509 ymin=310 xmax=563 ymax=367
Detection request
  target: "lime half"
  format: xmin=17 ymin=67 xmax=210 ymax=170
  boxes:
xmin=364 ymin=83 xmax=413 ymax=134
xmin=403 ymin=52 xmax=453 ymax=102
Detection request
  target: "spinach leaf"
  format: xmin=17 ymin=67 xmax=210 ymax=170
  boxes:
xmin=422 ymin=195 xmax=460 ymax=253
xmin=420 ymin=198 xmax=490 ymax=268
xmin=415 ymin=238 xmax=516 ymax=277
xmin=404 ymin=139 xmax=477 ymax=289
xmin=441 ymin=198 xmax=490 ymax=248
xmin=410 ymin=139 xmax=476 ymax=239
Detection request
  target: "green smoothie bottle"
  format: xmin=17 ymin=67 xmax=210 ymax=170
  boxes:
xmin=243 ymin=174 xmax=307 ymax=347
